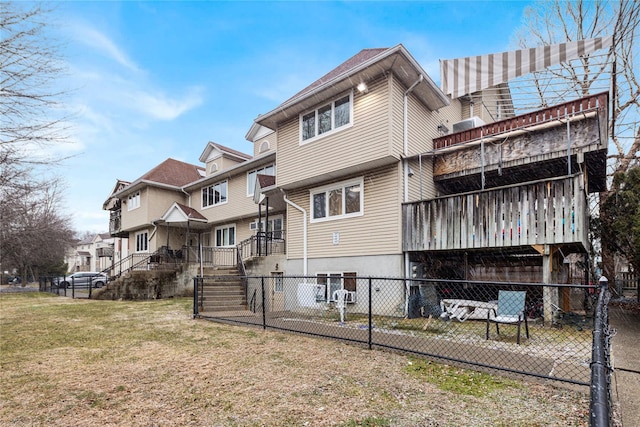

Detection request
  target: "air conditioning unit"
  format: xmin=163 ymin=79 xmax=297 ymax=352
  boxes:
xmin=345 ymin=291 xmax=357 ymax=304
xmin=452 ymin=116 xmax=485 ymax=133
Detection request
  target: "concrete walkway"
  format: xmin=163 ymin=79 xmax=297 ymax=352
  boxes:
xmin=609 ymin=304 xmax=640 ymax=427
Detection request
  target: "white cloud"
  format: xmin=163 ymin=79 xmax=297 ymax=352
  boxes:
xmin=128 ymin=86 xmax=204 ymax=121
xmin=72 ymin=24 xmax=142 ymax=74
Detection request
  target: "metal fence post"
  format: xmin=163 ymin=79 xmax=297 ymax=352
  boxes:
xmin=261 ymin=277 xmax=266 ymax=330
xmin=368 ymin=278 xmax=372 ymax=350
xmin=590 ymin=277 xmax=610 ymax=427
xmin=193 ymin=277 xmax=199 ymax=318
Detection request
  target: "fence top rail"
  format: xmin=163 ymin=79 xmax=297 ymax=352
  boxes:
xmin=212 ymin=274 xmax=597 ymax=289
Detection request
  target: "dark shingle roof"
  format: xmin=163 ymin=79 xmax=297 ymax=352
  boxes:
xmin=285 ymin=48 xmax=389 ymax=104
xmin=140 ymin=158 xmax=205 ymax=187
xmin=175 ymin=203 xmax=207 ymax=221
xmin=256 ymin=174 xmax=276 ymax=188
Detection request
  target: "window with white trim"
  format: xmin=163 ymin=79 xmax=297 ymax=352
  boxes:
xmin=310 ymin=178 xmax=363 ymax=222
xmin=300 ymin=93 xmax=352 ymax=143
xmin=127 ymin=192 xmax=140 ymax=211
xmin=247 ymin=164 xmax=275 ymax=196
xmin=202 ymin=180 xmax=228 ymax=208
xmin=215 ymin=225 xmax=236 ymax=247
xmin=135 ymin=231 xmax=148 ymax=252
xmin=316 ymin=272 xmax=357 ymax=302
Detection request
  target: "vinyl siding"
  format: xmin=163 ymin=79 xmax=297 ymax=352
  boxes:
xmin=253 ymin=132 xmax=277 ymax=158
xmin=195 ymin=170 xmax=260 ymax=222
xmin=285 ymin=164 xmax=403 ymax=260
xmin=389 ymin=75 xmax=405 ymax=155
xmin=277 ymin=75 xmax=396 ymax=188
xmin=121 ymin=187 xmax=187 ymax=232
xmin=407 ymin=157 xmax=436 ymax=201
xmin=396 ymin=81 xmax=463 ymax=202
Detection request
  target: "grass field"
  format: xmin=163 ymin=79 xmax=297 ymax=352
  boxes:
xmin=0 ymin=292 xmax=589 ymax=426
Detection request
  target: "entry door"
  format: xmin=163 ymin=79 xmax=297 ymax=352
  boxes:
xmin=270 ymin=272 xmax=284 ymax=311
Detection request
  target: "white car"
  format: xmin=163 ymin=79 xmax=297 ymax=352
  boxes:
xmin=55 ymin=272 xmax=108 ymax=289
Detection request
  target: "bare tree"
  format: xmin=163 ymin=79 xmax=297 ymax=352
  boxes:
xmin=1 ymin=178 xmax=76 ymax=281
xmin=0 ymin=1 xmax=75 ymax=281
xmin=514 ymin=0 xmax=640 ymax=178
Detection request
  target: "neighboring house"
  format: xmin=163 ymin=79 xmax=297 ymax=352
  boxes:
xmin=103 ymin=43 xmax=608 ymax=317
xmin=94 ymin=233 xmax=116 ymax=272
xmin=108 ymin=158 xmax=205 ymax=257
xmin=64 ymin=233 xmax=115 ymax=273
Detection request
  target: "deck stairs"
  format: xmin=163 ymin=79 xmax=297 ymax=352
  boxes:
xmin=199 ymin=267 xmax=248 ymax=313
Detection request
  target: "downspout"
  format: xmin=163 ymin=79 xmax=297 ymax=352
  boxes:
xmin=150 ymin=220 xmax=159 ymax=242
xmin=403 ymin=75 xmax=423 ymax=315
xmin=282 ymin=190 xmax=307 ymax=277
xmin=404 ymin=75 xmax=423 ymax=202
xmin=181 ymin=188 xmax=191 ymax=207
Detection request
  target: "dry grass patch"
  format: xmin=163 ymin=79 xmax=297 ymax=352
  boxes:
xmin=0 ymin=292 xmax=589 ymax=426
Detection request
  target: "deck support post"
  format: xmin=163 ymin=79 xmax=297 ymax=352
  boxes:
xmin=542 ymin=244 xmax=560 ymax=325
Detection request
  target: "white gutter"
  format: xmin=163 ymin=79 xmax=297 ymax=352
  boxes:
xmin=282 ymin=190 xmax=307 ymax=276
xmin=403 ymin=75 xmax=422 ymax=315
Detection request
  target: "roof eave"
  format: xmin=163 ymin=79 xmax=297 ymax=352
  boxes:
xmin=183 ymin=150 xmax=277 ymax=191
xmin=114 ymin=180 xmax=183 ymax=198
xmin=256 ymin=44 xmax=450 ymax=130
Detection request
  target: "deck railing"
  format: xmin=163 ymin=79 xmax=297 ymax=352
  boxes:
xmin=403 ymin=174 xmax=589 ymax=252
xmin=433 ymin=92 xmax=608 ymax=150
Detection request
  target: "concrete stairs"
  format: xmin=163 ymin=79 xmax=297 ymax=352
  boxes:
xmin=199 ymin=267 xmax=248 ymax=313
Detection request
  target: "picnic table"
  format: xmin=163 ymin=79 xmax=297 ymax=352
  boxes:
xmin=440 ymin=299 xmax=498 ymax=322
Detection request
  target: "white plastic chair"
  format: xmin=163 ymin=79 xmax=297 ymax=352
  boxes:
xmin=333 ymin=289 xmax=349 ymax=323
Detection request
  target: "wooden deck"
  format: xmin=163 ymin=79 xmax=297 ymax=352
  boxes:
xmin=403 ymin=174 xmax=589 ymax=252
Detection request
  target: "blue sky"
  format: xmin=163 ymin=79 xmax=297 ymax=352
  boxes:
xmin=52 ymin=1 xmax=532 ymax=233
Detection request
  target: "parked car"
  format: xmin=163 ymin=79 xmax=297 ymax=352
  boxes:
xmin=5 ymin=276 xmax=21 ymax=285
xmin=54 ymin=272 xmax=108 ymax=289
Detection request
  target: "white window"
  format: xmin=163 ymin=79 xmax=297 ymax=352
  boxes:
xmin=215 ymin=225 xmax=236 ymax=247
xmin=202 ymin=181 xmax=228 ymax=208
xmin=135 ymin=231 xmax=148 ymax=252
xmin=316 ymin=272 xmax=357 ymax=302
xmin=247 ymin=164 xmax=276 ymax=196
xmin=310 ymin=178 xmax=363 ymax=222
xmin=127 ymin=192 xmax=140 ymax=211
xmin=300 ymin=93 xmax=352 ymax=143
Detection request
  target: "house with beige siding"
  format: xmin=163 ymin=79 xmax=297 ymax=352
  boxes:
xmin=106 ymin=158 xmax=205 ymax=259
xmin=253 ymin=46 xmax=468 ymax=282
xmin=103 ymin=43 xmax=606 ymax=318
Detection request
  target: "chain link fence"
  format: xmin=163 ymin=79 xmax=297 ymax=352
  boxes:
xmin=195 ymin=275 xmax=598 ymax=385
xmin=39 ymin=273 xmax=108 ymax=299
xmin=590 ymin=285 xmax=612 ymax=426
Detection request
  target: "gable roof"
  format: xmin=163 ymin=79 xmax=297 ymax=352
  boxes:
xmin=103 ymin=179 xmax=131 ymax=210
xmin=175 ymin=203 xmax=207 ymax=221
xmin=140 ymin=158 xmax=204 ymax=187
xmin=114 ymin=158 xmax=205 ymax=197
xmin=256 ymin=44 xmax=449 ymax=130
xmin=253 ymin=173 xmax=276 ymax=204
xmin=199 ymin=141 xmax=252 ymax=163
xmin=159 ymin=202 xmax=208 ymax=229
xmin=286 ymin=48 xmax=388 ymax=104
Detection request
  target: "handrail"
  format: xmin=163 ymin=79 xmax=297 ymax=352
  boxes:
xmin=236 ymin=245 xmax=248 ymax=299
